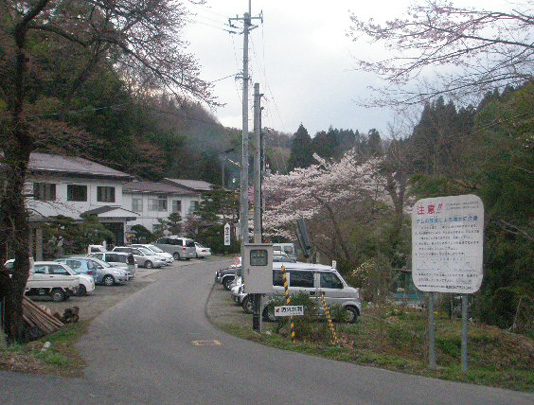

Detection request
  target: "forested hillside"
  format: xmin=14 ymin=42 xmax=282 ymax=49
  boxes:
xmin=266 ymin=83 xmax=534 ymax=335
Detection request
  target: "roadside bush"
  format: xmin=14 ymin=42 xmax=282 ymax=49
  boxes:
xmin=274 ymin=293 xmax=343 ymax=344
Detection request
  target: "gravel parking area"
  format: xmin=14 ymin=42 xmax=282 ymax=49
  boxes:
xmin=29 ymin=261 xmax=190 ymax=321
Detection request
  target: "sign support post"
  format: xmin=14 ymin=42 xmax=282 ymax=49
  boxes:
xmin=461 ymin=295 xmax=469 ymax=371
xmin=412 ymin=195 xmax=484 ymax=371
xmin=428 ymin=292 xmax=436 ymax=369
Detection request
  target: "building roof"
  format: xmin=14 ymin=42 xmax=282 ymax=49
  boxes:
xmin=83 ymin=206 xmax=139 ymax=221
xmin=28 ymin=153 xmax=133 ymax=180
xmin=122 ymin=180 xmax=194 ymax=195
xmin=163 ymin=178 xmax=213 ymax=192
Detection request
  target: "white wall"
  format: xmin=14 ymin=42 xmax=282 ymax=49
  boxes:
xmin=26 ymin=176 xmax=124 ymax=219
xmin=123 ymin=193 xmax=201 ymax=233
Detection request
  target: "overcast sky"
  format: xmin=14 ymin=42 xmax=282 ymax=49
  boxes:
xmin=183 ymin=0 xmax=508 ymax=138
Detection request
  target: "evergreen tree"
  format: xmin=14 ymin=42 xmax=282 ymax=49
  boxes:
xmin=287 ymin=124 xmax=314 ymax=170
xmin=311 ymin=130 xmax=339 ymax=161
xmin=366 ymin=129 xmax=383 ymax=157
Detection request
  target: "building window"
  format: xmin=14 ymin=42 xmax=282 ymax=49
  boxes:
xmin=171 ymin=200 xmax=182 ymax=213
xmin=67 ymin=185 xmax=87 ymax=202
xmin=97 ymin=186 xmax=115 ymax=203
xmin=132 ymin=198 xmax=143 ymax=212
xmin=148 ymin=197 xmax=167 ymax=212
xmin=33 ymin=183 xmax=56 ymax=201
xmin=189 ymin=201 xmax=199 ymax=212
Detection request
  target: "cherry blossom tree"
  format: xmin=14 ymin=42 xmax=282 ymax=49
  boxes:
xmin=263 ymin=150 xmax=409 ymax=273
xmin=348 ymin=0 xmax=534 ymax=107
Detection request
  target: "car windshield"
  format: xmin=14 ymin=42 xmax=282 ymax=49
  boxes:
xmin=90 ymin=257 xmax=112 ymax=268
xmin=139 ymin=247 xmax=152 ymax=255
xmin=148 ymin=245 xmax=163 ymax=253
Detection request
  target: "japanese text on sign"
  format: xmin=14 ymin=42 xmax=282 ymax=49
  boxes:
xmin=412 ymin=195 xmax=484 ymax=294
xmin=274 ymin=305 xmax=304 ymax=317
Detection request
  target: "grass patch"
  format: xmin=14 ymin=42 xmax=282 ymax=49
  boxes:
xmin=0 ymin=321 xmax=89 ymax=377
xmin=217 ymin=304 xmax=534 ymax=392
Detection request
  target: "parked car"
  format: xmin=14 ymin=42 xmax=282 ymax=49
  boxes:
xmin=153 ymin=236 xmax=196 ymax=261
xmin=54 ymin=257 xmax=97 ymax=282
xmin=272 ymin=252 xmax=296 ymax=263
xmin=264 ymin=262 xmax=362 ymax=323
xmin=215 ymin=266 xmax=239 ymax=290
xmin=52 ymin=259 xmax=96 ymax=296
xmin=230 ymin=277 xmax=245 ymax=304
xmin=5 ymin=259 xmax=80 ymax=302
xmin=194 ymin=242 xmax=211 ymax=259
xmin=88 ymin=251 xmax=137 ymax=278
xmin=88 ymin=244 xmax=107 ymax=254
xmin=272 ymin=243 xmax=298 ymax=261
xmin=56 ymin=257 xmax=129 ymax=286
xmin=130 ymin=244 xmax=174 ymax=265
xmin=112 ymin=246 xmax=166 ymax=269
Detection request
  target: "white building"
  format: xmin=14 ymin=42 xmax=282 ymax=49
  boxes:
xmin=20 ymin=153 xmax=214 ymax=245
xmin=122 ymin=180 xmax=205 ymax=233
xmin=25 ymin=153 xmax=139 ymax=246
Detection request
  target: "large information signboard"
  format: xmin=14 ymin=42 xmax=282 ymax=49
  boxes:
xmin=412 ymin=195 xmax=484 ymax=294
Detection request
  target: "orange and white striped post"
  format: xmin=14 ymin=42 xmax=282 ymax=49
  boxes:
xmin=321 ymin=292 xmax=339 ymax=346
xmin=282 ymin=266 xmax=296 ymax=341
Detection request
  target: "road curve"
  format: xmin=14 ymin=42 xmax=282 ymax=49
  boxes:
xmin=1 ymin=260 xmax=533 ymax=404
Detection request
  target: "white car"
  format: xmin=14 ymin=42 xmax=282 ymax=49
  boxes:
xmin=52 ymin=261 xmax=96 ymax=296
xmin=113 ymin=246 xmax=167 ymax=269
xmin=195 ymin=242 xmax=211 ymax=259
xmin=130 ymin=244 xmax=174 ymax=265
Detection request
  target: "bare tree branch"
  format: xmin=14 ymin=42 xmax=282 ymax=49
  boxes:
xmin=349 ymin=0 xmax=534 ymax=106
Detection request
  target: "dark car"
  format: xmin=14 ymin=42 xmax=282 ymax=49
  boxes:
xmin=215 ymin=266 xmax=240 ymax=290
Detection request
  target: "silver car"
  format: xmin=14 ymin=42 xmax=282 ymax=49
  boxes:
xmin=112 ymin=246 xmax=166 ymax=269
xmin=130 ymin=244 xmax=174 ymax=265
xmin=153 ymin=236 xmax=196 ymax=261
xmin=89 ymin=251 xmax=137 ymax=278
xmin=56 ymin=256 xmax=129 ymax=286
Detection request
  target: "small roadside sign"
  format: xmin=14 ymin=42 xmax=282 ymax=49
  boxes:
xmin=274 ymin=305 xmax=304 ymax=317
xmin=224 ymin=223 xmax=231 ymax=246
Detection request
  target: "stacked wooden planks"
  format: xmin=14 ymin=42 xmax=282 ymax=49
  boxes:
xmin=22 ymin=297 xmax=64 ymax=334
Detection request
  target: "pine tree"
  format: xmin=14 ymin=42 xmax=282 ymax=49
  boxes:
xmin=287 ymin=124 xmax=314 ymax=171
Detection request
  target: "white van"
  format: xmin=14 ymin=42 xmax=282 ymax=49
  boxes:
xmin=263 ymin=262 xmax=361 ymax=323
xmin=153 ymin=236 xmax=196 ymax=260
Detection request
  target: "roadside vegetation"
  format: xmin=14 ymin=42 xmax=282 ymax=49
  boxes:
xmin=218 ymin=297 xmax=534 ymax=392
xmin=0 ymin=321 xmax=88 ymax=377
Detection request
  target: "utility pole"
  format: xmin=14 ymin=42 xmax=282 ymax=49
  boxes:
xmin=229 ymin=2 xmax=262 ymax=276
xmin=253 ymin=83 xmax=263 ymax=244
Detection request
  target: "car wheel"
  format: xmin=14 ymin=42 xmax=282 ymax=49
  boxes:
xmin=262 ymin=305 xmax=277 ymax=322
xmin=223 ymin=277 xmax=234 ymax=290
xmin=242 ymin=295 xmax=253 ymax=314
xmin=173 ymin=252 xmax=181 ymax=260
xmin=144 ymin=260 xmax=153 ymax=269
xmin=103 ymin=275 xmax=115 ymax=286
xmin=343 ymin=306 xmax=359 ymax=323
xmin=51 ymin=288 xmax=66 ymax=302
xmin=76 ymin=284 xmax=87 ymax=296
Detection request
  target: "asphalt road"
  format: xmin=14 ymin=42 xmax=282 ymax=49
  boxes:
xmin=1 ymin=259 xmax=533 ymax=404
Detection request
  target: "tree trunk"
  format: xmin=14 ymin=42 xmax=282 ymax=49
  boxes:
xmin=0 ymin=1 xmax=48 ymax=343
